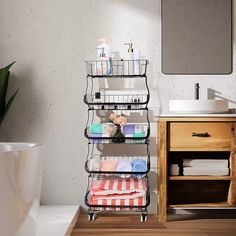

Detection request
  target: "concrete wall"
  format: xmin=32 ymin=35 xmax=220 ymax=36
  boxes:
xmin=0 ymin=0 xmax=235 ymax=213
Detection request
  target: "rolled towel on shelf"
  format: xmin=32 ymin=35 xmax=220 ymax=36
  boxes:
xmin=132 ymin=159 xmax=147 ymax=179
xmin=100 ymin=160 xmax=118 ymax=172
xmin=89 ymin=157 xmax=101 ymax=171
xmin=183 ymin=159 xmax=228 ymax=168
xmin=183 ymin=167 xmax=229 ymax=176
xmin=117 ymin=160 xmax=132 ymax=178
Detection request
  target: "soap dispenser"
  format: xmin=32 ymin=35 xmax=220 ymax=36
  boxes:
xmin=97 ymin=38 xmax=111 ymax=58
xmin=124 ymin=43 xmax=134 ymax=75
xmin=124 ymin=43 xmax=135 ymax=88
xmin=96 ymin=47 xmax=110 ymax=76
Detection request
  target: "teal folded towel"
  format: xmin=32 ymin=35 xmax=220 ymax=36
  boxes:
xmin=132 ymin=159 xmax=147 ymax=179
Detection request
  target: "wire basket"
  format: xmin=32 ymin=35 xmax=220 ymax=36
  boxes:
xmin=85 ymin=175 xmax=150 ymax=211
xmin=85 ymin=155 xmax=150 ymax=176
xmin=84 ymin=93 xmax=149 ymax=110
xmin=84 ymin=123 xmax=150 ymax=144
xmin=85 ymin=60 xmax=148 ymax=77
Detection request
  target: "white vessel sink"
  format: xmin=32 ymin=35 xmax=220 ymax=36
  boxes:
xmin=169 ymin=100 xmax=229 ymax=114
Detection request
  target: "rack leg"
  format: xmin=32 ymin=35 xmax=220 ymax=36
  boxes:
xmin=88 ymin=210 xmax=96 ymax=221
xmin=140 ymin=209 xmax=148 ymax=222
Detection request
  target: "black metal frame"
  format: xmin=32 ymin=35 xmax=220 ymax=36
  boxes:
xmin=84 ymin=59 xmax=151 ymax=221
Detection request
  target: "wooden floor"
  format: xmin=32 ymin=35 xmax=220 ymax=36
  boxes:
xmin=71 ymin=214 xmax=236 ymax=236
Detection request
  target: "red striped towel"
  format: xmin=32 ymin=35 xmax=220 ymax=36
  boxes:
xmin=89 ymin=178 xmax=147 ymax=208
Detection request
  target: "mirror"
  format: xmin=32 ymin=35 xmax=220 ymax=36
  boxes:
xmin=162 ymin=0 xmax=232 ymax=74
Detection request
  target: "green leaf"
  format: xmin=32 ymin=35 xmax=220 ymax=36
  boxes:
xmin=0 ymin=71 xmax=9 ymax=116
xmin=0 ymin=89 xmax=18 ymax=126
xmin=0 ymin=62 xmax=15 ymax=116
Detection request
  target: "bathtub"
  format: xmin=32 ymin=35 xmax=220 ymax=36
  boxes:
xmin=0 ymin=143 xmax=44 ymax=236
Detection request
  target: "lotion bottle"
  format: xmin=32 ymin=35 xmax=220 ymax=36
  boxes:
xmin=96 ymin=48 xmax=109 ymax=88
xmin=97 ymin=38 xmax=112 ymax=75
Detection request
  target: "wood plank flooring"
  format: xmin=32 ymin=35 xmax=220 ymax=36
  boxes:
xmin=71 ymin=214 xmax=236 ymax=236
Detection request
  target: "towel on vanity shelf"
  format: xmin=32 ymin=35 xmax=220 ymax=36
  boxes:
xmin=183 ymin=167 xmax=229 ymax=176
xmin=89 ymin=178 xmax=147 ymax=209
xmin=132 ymin=159 xmax=147 ymax=179
xmin=183 ymin=159 xmax=228 ymax=168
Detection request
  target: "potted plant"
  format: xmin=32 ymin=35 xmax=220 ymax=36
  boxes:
xmin=0 ymin=62 xmax=18 ymax=126
xmin=107 ymin=113 xmax=127 ymax=143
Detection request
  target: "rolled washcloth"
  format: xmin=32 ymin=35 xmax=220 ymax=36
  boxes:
xmin=100 ymin=160 xmax=118 ymax=172
xmin=89 ymin=157 xmax=101 ymax=171
xmin=183 ymin=167 xmax=229 ymax=176
xmin=183 ymin=159 xmax=228 ymax=168
xmin=132 ymin=159 xmax=147 ymax=179
xmin=116 ymin=160 xmax=132 ymax=178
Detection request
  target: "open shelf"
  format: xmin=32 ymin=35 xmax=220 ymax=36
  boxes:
xmin=169 ymin=176 xmax=232 ymax=180
xmin=169 ymin=202 xmax=232 ymax=208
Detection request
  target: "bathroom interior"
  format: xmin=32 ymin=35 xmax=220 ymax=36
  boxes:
xmin=1 ymin=0 xmax=236 ymax=235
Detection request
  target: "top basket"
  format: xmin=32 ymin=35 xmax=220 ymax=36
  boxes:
xmin=85 ymin=59 xmax=148 ymax=77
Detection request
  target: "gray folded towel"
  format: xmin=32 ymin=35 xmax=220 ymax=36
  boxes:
xmin=183 ymin=159 xmax=228 ymax=168
xmin=183 ymin=167 xmax=229 ymax=176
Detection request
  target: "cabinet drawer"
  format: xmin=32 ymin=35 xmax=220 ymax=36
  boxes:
xmin=169 ymin=122 xmax=232 ymax=151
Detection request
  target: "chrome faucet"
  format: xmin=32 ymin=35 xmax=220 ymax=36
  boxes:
xmin=195 ymin=83 xmax=200 ymax=100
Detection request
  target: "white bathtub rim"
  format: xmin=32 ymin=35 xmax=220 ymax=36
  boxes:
xmin=0 ymin=142 xmax=44 ymax=153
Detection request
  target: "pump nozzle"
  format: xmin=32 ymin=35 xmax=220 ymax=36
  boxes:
xmin=96 ymin=47 xmax=105 ymax=57
xmin=99 ymin=38 xmax=107 ymax=44
xmin=124 ymin=43 xmax=134 ymax=53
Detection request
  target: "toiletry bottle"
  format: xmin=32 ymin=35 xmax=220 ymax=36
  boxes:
xmin=124 ymin=43 xmax=134 ymax=88
xmin=96 ymin=48 xmax=110 ymax=75
xmin=97 ymin=38 xmax=112 ymax=75
xmin=97 ymin=38 xmax=111 ymax=58
xmin=124 ymin=43 xmax=134 ymax=75
xmin=96 ymin=48 xmax=110 ymax=88
xmin=134 ymin=48 xmax=140 ymax=75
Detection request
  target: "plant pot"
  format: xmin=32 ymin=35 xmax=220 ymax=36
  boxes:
xmin=112 ymin=125 xmax=125 ymax=143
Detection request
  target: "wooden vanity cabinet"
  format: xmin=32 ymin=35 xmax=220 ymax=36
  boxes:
xmin=158 ymin=117 xmax=236 ymax=223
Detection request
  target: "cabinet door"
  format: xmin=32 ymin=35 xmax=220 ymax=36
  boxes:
xmin=169 ymin=122 xmax=232 ymax=151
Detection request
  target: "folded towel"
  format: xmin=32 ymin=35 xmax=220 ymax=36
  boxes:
xmin=132 ymin=159 xmax=147 ymax=179
xmin=89 ymin=178 xmax=147 ymax=210
xmin=90 ymin=196 xmax=146 ymax=211
xmin=123 ymin=124 xmax=135 ymax=134
xmin=100 ymin=160 xmax=118 ymax=172
xmin=183 ymin=159 xmax=228 ymax=168
xmin=183 ymin=167 xmax=229 ymax=176
xmin=90 ymin=124 xmax=103 ymax=134
xmin=90 ymin=177 xmax=147 ymax=199
xmin=117 ymin=160 xmax=132 ymax=178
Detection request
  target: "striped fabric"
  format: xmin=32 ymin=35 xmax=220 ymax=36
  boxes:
xmin=89 ymin=178 xmax=147 ymax=211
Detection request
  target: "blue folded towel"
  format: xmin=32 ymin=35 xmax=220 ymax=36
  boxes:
xmin=132 ymin=159 xmax=147 ymax=179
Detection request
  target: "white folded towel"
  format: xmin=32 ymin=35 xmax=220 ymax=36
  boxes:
xmin=183 ymin=159 xmax=228 ymax=168
xmin=183 ymin=167 xmax=229 ymax=176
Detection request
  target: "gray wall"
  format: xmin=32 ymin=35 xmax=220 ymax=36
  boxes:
xmin=0 ymin=0 xmax=236 ymax=213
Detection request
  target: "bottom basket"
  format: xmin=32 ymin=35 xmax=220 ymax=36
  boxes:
xmin=85 ymin=175 xmax=150 ymax=211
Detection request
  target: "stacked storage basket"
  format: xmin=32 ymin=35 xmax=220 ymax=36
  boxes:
xmin=84 ymin=59 xmax=150 ymax=222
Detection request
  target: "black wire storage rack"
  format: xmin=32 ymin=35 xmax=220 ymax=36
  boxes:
xmin=84 ymin=59 xmax=150 ymax=222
